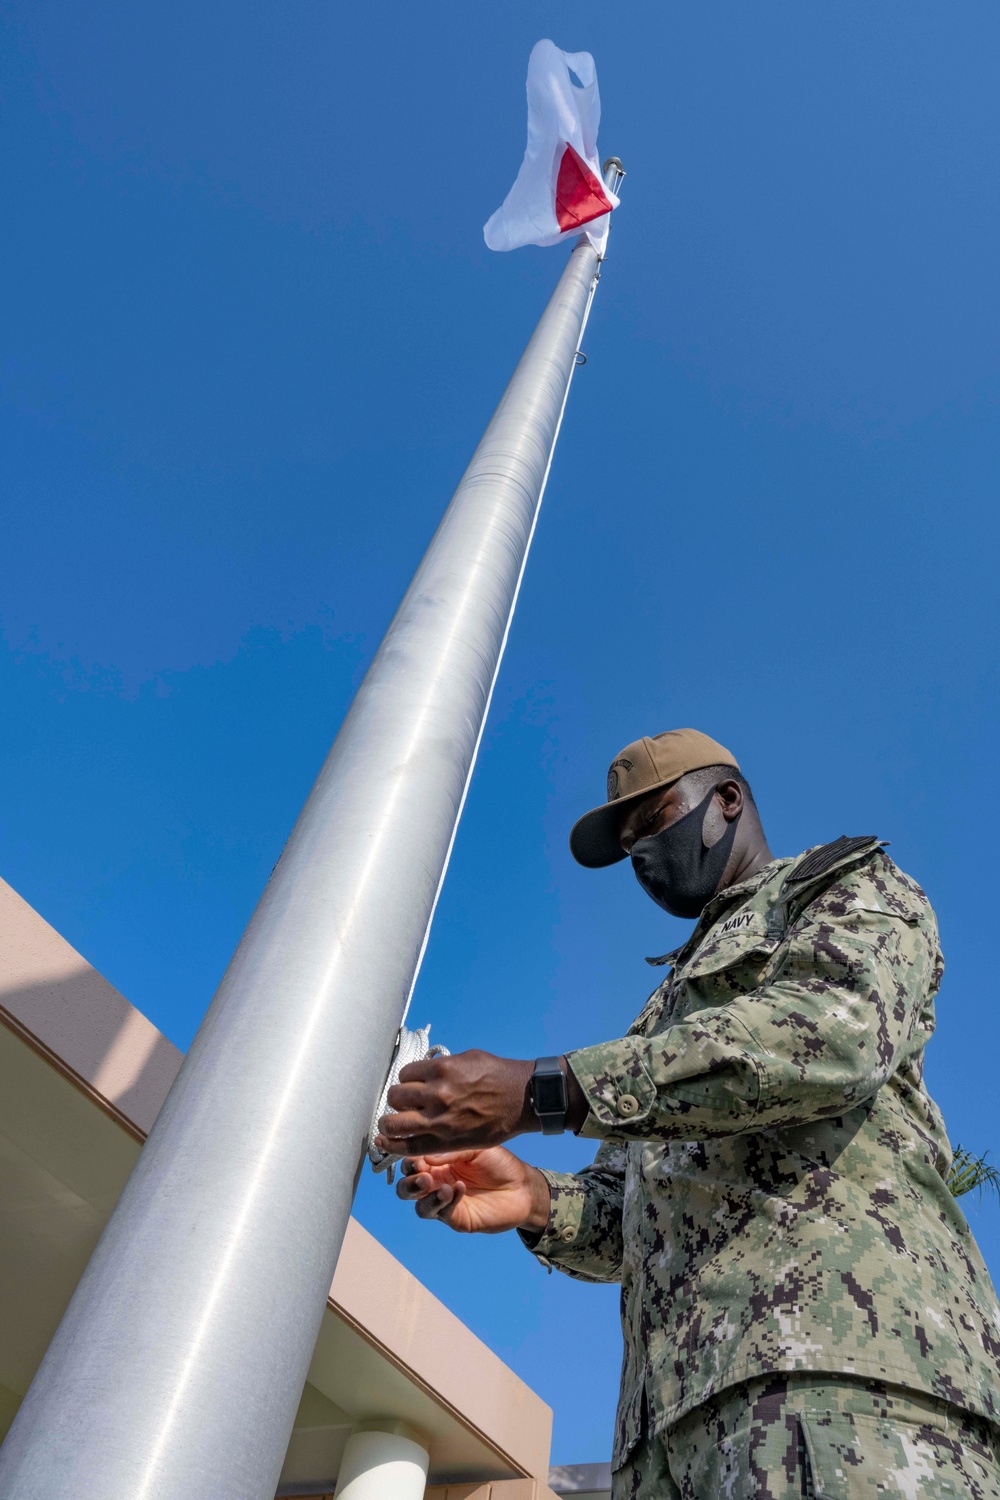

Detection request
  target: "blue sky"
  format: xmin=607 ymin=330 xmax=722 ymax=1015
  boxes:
xmin=2 ymin=0 xmax=998 ymax=1467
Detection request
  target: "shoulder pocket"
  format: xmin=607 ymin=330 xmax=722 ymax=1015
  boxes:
xmin=847 ymin=900 xmax=920 ymax=926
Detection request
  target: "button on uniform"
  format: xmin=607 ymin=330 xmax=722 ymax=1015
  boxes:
xmin=617 ymin=1093 xmax=639 ymax=1117
xmin=560 ymin=1227 xmax=575 ymax=1242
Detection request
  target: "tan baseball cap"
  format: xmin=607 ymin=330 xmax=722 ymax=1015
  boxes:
xmin=569 ymin=728 xmax=740 ymax=869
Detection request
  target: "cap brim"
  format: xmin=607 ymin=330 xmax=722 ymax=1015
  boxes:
xmin=569 ymin=778 xmax=677 ymax=869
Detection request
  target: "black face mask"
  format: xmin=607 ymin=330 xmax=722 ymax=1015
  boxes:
xmin=629 ymin=789 xmax=740 ymax=920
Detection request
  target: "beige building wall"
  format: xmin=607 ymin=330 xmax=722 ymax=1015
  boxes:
xmin=0 ymin=876 xmax=566 ymax=1496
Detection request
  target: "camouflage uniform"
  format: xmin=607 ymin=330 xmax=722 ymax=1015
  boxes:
xmin=523 ymin=839 xmax=1000 ymax=1489
xmin=622 ymin=1373 xmax=1000 ymax=1498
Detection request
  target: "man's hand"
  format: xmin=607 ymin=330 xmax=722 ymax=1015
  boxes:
xmin=376 ymin=1048 xmax=589 ymax=1155
xmin=375 ymin=1049 xmax=537 ymax=1155
xmin=395 ymin=1148 xmax=551 ymax=1235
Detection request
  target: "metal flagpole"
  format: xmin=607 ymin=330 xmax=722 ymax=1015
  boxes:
xmin=0 ymin=160 xmax=626 ymax=1500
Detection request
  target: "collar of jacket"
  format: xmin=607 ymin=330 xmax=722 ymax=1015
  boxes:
xmin=644 ymin=857 xmax=792 ymax=967
xmin=644 ymin=836 xmax=885 ymax=969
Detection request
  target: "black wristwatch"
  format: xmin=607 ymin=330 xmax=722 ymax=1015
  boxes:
xmin=529 ymin=1056 xmax=568 ymax=1136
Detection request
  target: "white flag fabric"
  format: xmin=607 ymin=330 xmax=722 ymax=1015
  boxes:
xmin=484 ymin=40 xmax=618 ymax=255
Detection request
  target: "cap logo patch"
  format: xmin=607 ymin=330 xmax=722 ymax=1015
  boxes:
xmin=606 ymin=757 xmax=634 ymax=801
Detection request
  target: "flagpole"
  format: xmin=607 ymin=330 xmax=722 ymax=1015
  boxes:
xmin=0 ymin=161 xmax=626 ymax=1500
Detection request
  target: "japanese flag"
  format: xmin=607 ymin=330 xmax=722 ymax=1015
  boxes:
xmin=484 ymin=40 xmax=618 ymax=255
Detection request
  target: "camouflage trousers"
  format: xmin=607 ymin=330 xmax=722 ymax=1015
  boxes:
xmin=614 ymin=1374 xmax=1000 ymax=1499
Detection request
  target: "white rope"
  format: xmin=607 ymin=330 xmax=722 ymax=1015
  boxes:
xmin=367 ymin=1024 xmax=450 ymax=1184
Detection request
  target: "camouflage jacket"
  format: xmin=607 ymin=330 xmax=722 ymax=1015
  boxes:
xmin=525 ymin=839 xmax=1000 ymax=1466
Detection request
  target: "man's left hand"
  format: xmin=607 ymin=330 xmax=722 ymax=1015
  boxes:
xmin=375 ymin=1050 xmax=536 ymax=1155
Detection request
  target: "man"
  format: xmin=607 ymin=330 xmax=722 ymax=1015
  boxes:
xmin=377 ymin=729 xmax=1000 ymax=1497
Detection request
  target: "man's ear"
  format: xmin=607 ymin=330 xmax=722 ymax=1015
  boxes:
xmin=716 ymin=779 xmax=744 ymax=822
xmin=702 ymin=779 xmax=741 ymax=849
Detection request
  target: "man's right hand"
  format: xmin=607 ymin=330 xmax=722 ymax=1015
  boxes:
xmin=395 ymin=1147 xmax=551 ymax=1236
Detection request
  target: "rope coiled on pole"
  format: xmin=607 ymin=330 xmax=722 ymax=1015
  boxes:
xmin=367 ymin=1024 xmax=449 ymax=1184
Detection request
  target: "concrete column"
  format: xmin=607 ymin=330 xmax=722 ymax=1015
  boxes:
xmin=333 ymin=1420 xmax=429 ymax=1500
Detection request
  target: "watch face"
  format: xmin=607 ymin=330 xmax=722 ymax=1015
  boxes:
xmin=533 ymin=1072 xmax=568 ymax=1114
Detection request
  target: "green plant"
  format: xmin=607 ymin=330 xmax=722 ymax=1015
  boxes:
xmin=947 ymin=1147 xmax=1000 ymax=1204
